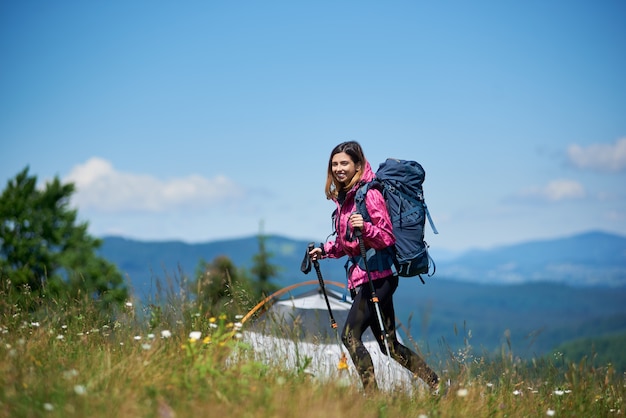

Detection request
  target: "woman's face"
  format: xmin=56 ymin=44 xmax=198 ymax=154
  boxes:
xmin=331 ymin=152 xmax=361 ymax=186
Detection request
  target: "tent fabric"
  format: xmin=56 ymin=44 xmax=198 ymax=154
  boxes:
xmin=243 ymin=284 xmax=427 ymax=392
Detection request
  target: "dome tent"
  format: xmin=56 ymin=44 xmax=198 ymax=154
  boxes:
xmin=242 ymin=280 xmax=428 ymax=393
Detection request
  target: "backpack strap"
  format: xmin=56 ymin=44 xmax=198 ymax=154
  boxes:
xmin=424 ymin=201 xmax=439 ymax=235
xmin=354 ymin=181 xmax=375 ymax=223
xmin=351 ymin=181 xmax=396 ymax=274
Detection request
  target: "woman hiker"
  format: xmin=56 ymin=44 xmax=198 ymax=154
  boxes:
xmin=308 ymin=140 xmax=440 ymax=393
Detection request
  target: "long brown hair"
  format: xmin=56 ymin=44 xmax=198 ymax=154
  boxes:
xmin=325 ymin=141 xmax=367 ymax=200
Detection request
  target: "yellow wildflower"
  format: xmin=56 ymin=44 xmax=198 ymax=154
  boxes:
xmin=337 ymin=353 xmax=349 ymax=371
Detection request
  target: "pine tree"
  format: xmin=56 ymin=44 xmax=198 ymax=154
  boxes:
xmin=250 ymin=221 xmax=280 ymax=297
xmin=0 ymin=167 xmax=128 ymax=311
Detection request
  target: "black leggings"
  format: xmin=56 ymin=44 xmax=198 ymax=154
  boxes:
xmin=341 ymin=275 xmax=439 ymax=391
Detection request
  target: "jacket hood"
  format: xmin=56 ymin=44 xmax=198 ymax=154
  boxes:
xmin=360 ymin=160 xmax=375 ymax=183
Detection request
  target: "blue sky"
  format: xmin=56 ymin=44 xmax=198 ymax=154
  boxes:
xmin=1 ymin=1 xmax=625 ymax=253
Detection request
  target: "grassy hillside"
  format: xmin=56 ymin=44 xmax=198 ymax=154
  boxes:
xmin=2 ymin=294 xmax=624 ymax=417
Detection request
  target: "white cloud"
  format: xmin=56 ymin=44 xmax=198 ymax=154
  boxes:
xmin=606 ymin=209 xmax=626 ymax=222
xmin=64 ymin=157 xmax=244 ymax=212
xmin=567 ymin=138 xmax=626 ymax=172
xmin=518 ymin=179 xmax=586 ymax=202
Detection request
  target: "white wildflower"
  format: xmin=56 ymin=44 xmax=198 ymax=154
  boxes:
xmin=73 ymin=385 xmax=87 ymax=396
xmin=56 ymin=334 xmax=64 ymax=340
xmin=125 ymin=302 xmax=133 ymax=308
xmin=133 ymin=335 xmax=142 ymax=341
xmin=546 ymin=409 xmax=555 ymax=416
xmin=189 ymin=331 xmax=202 ymax=341
xmin=161 ymin=330 xmax=172 ymax=339
xmin=456 ymin=388 xmax=469 ymax=397
xmin=147 ymin=333 xmax=155 ymax=340
xmin=43 ymin=403 xmax=54 ymax=411
xmin=513 ymin=390 xmax=522 ymax=396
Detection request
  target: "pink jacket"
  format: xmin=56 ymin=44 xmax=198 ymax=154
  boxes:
xmin=322 ymin=161 xmax=396 ymax=290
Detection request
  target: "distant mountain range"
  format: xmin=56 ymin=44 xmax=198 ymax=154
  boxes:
xmin=97 ymin=230 xmax=626 ymax=361
xmin=99 ymin=230 xmax=626 ymax=298
xmin=436 ymin=231 xmax=626 ymax=287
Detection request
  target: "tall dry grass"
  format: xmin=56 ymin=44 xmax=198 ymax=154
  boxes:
xmin=1 ymin=285 xmax=624 ymax=418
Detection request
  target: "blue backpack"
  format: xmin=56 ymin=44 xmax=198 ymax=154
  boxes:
xmin=355 ymin=158 xmax=438 ymax=283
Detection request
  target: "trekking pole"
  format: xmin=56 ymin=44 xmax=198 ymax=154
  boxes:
xmin=353 ymin=228 xmax=392 ymax=365
xmin=304 ymin=243 xmax=348 ymax=370
xmin=307 ymin=242 xmax=338 ymax=332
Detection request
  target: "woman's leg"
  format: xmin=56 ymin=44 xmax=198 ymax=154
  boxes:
xmin=370 ymin=276 xmax=440 ymax=389
xmin=342 ymin=288 xmax=377 ymax=391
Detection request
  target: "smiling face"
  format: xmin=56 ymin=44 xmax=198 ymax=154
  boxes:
xmin=331 ymin=151 xmax=361 ymax=186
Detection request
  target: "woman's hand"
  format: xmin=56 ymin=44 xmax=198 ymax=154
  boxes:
xmin=349 ymin=213 xmax=364 ymax=230
xmin=308 ymin=247 xmax=323 ymax=261
xmin=348 ymin=212 xmax=363 ymax=229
